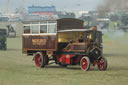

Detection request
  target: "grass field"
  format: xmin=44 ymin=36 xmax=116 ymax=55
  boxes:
xmin=0 ymin=32 xmax=128 ymax=85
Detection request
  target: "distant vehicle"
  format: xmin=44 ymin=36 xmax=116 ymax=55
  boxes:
xmin=96 ymin=18 xmax=110 ymax=29
xmin=22 ymin=18 xmax=107 ymax=71
xmin=0 ymin=29 xmax=7 ymax=50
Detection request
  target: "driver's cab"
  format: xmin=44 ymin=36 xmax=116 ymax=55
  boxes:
xmin=57 ymin=25 xmax=102 ymax=52
xmin=85 ymin=30 xmax=102 ymax=43
xmin=57 ymin=18 xmax=85 ymax=51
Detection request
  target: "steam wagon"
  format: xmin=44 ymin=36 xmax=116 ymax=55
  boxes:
xmin=22 ymin=18 xmax=107 ymax=71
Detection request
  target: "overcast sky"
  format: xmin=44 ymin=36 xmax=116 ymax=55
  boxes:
xmin=0 ymin=0 xmax=103 ymax=13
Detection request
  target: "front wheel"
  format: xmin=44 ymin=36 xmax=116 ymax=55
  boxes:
xmin=97 ymin=57 xmax=107 ymax=71
xmin=80 ymin=57 xmax=90 ymax=71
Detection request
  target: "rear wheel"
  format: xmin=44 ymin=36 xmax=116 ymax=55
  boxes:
xmin=97 ymin=57 xmax=107 ymax=71
xmin=34 ymin=52 xmax=48 ymax=68
xmin=80 ymin=57 xmax=90 ymax=71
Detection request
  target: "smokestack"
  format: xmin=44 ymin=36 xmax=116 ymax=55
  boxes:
xmin=97 ymin=0 xmax=128 ymax=18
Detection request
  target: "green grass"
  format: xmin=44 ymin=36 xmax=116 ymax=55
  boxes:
xmin=0 ymin=33 xmax=128 ymax=85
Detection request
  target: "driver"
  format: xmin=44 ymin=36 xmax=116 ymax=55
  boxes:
xmin=79 ymin=35 xmax=84 ymax=42
xmin=91 ymin=26 xmax=97 ymax=30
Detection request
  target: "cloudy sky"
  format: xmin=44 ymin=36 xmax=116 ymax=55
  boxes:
xmin=0 ymin=0 xmax=103 ymax=13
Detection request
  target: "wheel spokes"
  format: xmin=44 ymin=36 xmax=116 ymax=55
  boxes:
xmin=98 ymin=59 xmax=105 ymax=70
xmin=35 ymin=54 xmax=42 ymax=67
xmin=81 ymin=58 xmax=88 ymax=70
xmin=38 ymin=56 xmax=42 ymax=64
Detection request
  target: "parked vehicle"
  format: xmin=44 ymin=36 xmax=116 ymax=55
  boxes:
xmin=6 ymin=24 xmax=16 ymax=37
xmin=22 ymin=18 xmax=107 ymax=71
xmin=0 ymin=29 xmax=7 ymax=50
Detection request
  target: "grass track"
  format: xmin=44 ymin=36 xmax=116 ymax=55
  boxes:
xmin=0 ymin=33 xmax=128 ymax=85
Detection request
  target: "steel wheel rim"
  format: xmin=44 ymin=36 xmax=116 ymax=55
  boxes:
xmin=81 ymin=58 xmax=88 ymax=70
xmin=35 ymin=54 xmax=42 ymax=67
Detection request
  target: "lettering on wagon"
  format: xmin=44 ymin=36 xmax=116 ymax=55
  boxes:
xmin=32 ymin=39 xmax=47 ymax=45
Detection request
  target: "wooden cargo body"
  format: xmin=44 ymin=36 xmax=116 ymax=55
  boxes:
xmin=22 ymin=20 xmax=57 ymax=53
xmin=22 ymin=18 xmax=84 ymax=54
